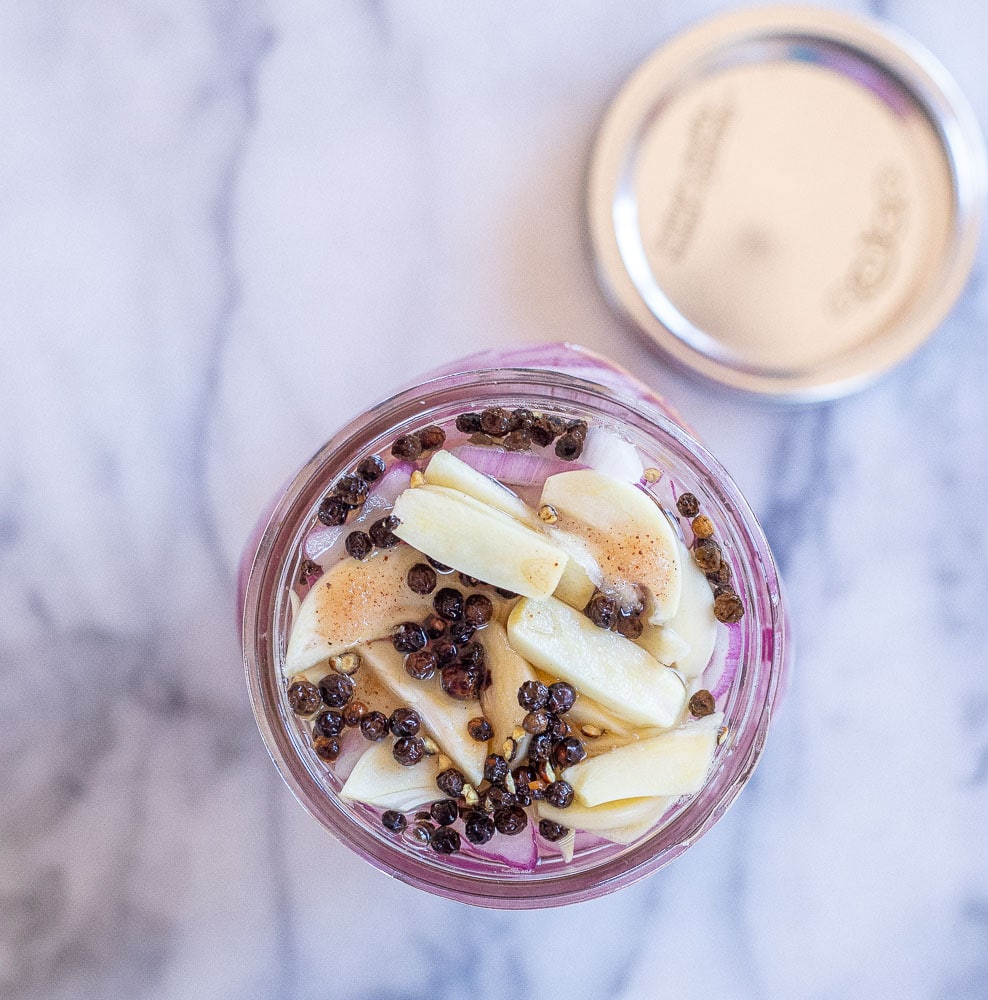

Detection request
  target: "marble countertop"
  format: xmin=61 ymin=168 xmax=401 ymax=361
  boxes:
xmin=2 ymin=2 xmax=986 ymax=998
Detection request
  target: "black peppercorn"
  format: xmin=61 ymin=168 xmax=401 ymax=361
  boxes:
xmin=447 ymin=619 xmax=475 ymax=645
xmin=676 ymin=492 xmax=700 ymax=518
xmin=317 ymin=496 xmax=349 ymax=526
xmin=431 ymin=638 xmax=459 ymax=667
xmin=314 ymin=710 xmax=345 ymax=738
xmin=368 ymin=515 xmax=401 ymax=549
xmin=360 ymin=711 xmax=389 ymax=741
xmin=467 ymin=717 xmax=493 ymax=742
xmin=484 ymin=753 xmax=510 ymax=785
xmin=418 ymin=425 xmax=446 ymax=451
xmin=410 ymin=823 xmax=433 ymax=845
xmin=436 ymin=768 xmax=465 ymax=798
xmin=585 ymin=592 xmax=619 ymax=630
xmin=389 ymin=707 xmax=421 ymax=737
xmin=538 ymin=818 xmax=569 ymax=842
xmin=391 ymin=434 xmax=422 ymax=460
xmin=356 ymin=454 xmax=386 ymax=483
xmin=482 ymin=785 xmax=515 ymax=812
xmin=381 ymin=810 xmax=406 ymax=833
xmin=547 ymin=713 xmax=571 ymax=741
xmin=512 ymin=784 xmax=532 ymax=808
xmin=343 ymin=700 xmax=368 ymax=726
xmin=463 ymin=593 xmax=494 ymax=627
xmin=455 ymin=412 xmax=483 ymax=434
xmin=518 ymin=680 xmax=549 ymax=712
xmin=440 ymin=664 xmax=479 ymax=701
xmin=522 ymin=709 xmax=551 ymax=735
xmin=312 ymin=736 xmax=341 ymax=762
xmin=503 ymin=429 xmax=531 ymax=451
xmin=480 ymin=406 xmax=511 ymax=436
xmin=545 ymin=682 xmax=576 ymax=715
xmin=430 ymin=799 xmax=459 ymax=827
xmin=429 ymin=827 xmax=461 ymax=855
xmin=615 ymin=614 xmax=644 ymax=640
xmin=287 ymin=679 xmax=322 ymax=716
xmin=508 ymin=408 xmax=534 ymax=431
xmin=333 ymin=474 xmax=370 ymax=508
xmin=318 ymin=673 xmax=354 ymax=709
xmin=392 ymin=736 xmax=426 ymax=766
xmin=392 ymin=622 xmax=428 ymax=653
xmin=552 ymin=736 xmax=587 ymax=768
xmin=463 ymin=811 xmax=495 ymax=845
xmin=493 ymin=806 xmax=528 ymax=835
xmin=545 ymin=780 xmax=575 ymax=809
xmin=404 ymin=648 xmax=438 ymax=680
xmin=692 ymin=537 xmax=723 ymax=573
xmin=457 ymin=641 xmax=485 ymax=668
xmin=344 ymin=531 xmax=374 ymax=561
xmin=433 ymin=587 xmax=464 ymax=622
xmin=689 ymin=689 xmax=716 ymax=717
xmin=528 ymin=733 xmax=552 ymax=762
xmin=406 ymin=563 xmax=438 ymax=595
xmin=713 ymin=590 xmax=745 ymax=623
xmin=529 ymin=415 xmax=558 ymax=447
xmin=554 ymin=432 xmax=584 ymax=461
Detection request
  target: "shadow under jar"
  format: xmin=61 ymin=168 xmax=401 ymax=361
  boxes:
xmin=240 ymin=345 xmax=789 ymax=908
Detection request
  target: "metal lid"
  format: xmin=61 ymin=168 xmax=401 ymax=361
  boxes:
xmin=588 ymin=6 xmax=986 ymax=400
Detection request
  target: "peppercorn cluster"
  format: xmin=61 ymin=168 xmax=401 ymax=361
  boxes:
xmin=455 ymin=407 xmax=589 ymax=461
xmin=674 ymin=492 xmax=746 ymax=625
xmin=376 ymin=676 xmax=583 ymax=854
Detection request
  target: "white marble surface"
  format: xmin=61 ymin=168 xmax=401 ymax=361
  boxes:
xmin=2 ymin=1 xmax=987 ymax=998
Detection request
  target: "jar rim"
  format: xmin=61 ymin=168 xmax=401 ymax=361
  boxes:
xmin=241 ymin=365 xmax=788 ymax=907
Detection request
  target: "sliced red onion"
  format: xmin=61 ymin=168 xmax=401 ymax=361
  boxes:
xmin=460 ymin=822 xmax=538 ymax=871
xmin=572 ymin=830 xmax=611 ymax=854
xmin=451 ymin=445 xmax=583 ymax=488
xmin=579 ymin=426 xmax=644 ymax=483
xmin=302 ymin=462 xmax=414 ymax=564
xmin=710 ymin=624 xmax=743 ymax=703
xmin=325 ymin=730 xmax=367 ymax=783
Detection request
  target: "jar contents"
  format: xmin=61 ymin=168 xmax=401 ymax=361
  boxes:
xmin=282 ymin=409 xmax=743 ymax=868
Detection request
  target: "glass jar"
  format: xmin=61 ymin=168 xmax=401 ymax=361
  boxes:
xmin=240 ymin=343 xmax=789 ymax=908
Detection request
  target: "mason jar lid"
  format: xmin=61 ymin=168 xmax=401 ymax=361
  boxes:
xmin=587 ymin=5 xmax=986 ymax=400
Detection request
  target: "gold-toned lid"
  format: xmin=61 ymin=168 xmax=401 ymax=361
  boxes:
xmin=588 ymin=6 xmax=986 ymax=400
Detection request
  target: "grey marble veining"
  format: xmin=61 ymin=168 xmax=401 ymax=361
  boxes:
xmin=2 ymin=2 xmax=987 ymax=998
